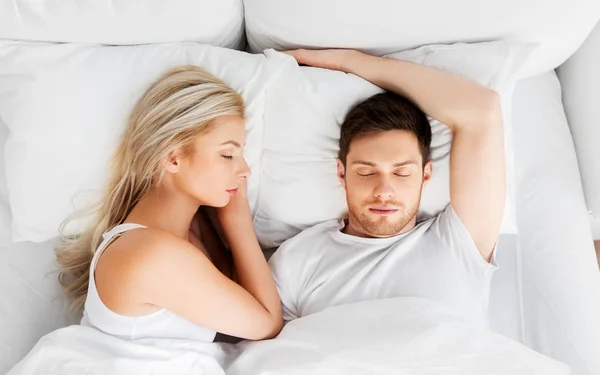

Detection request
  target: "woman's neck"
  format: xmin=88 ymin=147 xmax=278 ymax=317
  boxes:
xmin=126 ymin=185 xmax=199 ymax=239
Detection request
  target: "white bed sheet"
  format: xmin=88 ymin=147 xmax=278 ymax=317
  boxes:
xmin=0 ymin=232 xmax=524 ymax=373
xmin=0 ymin=116 xmax=11 ymax=245
xmin=0 ymin=115 xmax=7 ymax=200
xmin=488 ymin=234 xmax=521 ymax=341
xmin=0 ymin=238 xmax=77 ymax=375
xmin=8 ymin=298 xmax=569 ymax=375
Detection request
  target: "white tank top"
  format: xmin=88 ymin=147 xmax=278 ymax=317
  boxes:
xmin=81 ymin=223 xmax=217 ymax=342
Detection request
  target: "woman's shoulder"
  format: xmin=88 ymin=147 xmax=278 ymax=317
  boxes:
xmin=94 ymin=227 xmax=207 ymax=315
xmin=113 ymin=227 xmax=202 ymax=264
xmin=113 ymin=226 xmax=188 ymax=249
xmin=98 ymin=228 xmax=203 ymax=284
xmin=95 ymin=227 xmax=208 ymax=308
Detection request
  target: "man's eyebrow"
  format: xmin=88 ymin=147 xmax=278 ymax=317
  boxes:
xmin=393 ymin=160 xmax=418 ymax=167
xmin=350 ymin=160 xmax=418 ymax=167
xmin=220 ymin=140 xmax=241 ymax=148
xmin=351 ymin=160 xmax=377 ymax=167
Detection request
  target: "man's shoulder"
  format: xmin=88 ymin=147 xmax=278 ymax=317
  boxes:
xmin=271 ymin=219 xmax=340 ymax=261
xmin=285 ymin=219 xmax=340 ymax=247
xmin=425 ymin=204 xmax=467 ymax=237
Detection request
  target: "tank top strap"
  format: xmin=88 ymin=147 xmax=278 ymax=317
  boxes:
xmin=102 ymin=223 xmax=147 ymax=241
xmin=90 ymin=223 xmax=147 ymax=272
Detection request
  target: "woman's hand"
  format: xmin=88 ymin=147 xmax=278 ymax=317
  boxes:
xmin=190 ymin=207 xmax=234 ymax=279
xmin=283 ymin=49 xmax=363 ymax=73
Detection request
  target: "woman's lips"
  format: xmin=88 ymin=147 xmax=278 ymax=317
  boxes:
xmin=226 ymin=189 xmax=238 ymax=195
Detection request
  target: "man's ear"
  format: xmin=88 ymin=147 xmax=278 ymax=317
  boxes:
xmin=162 ymin=149 xmax=182 ymax=174
xmin=422 ymin=160 xmax=433 ymax=189
xmin=337 ymin=159 xmax=347 ymax=190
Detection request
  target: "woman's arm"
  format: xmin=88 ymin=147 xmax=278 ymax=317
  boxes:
xmin=215 ymin=182 xmax=283 ymax=330
xmin=131 ymin=183 xmax=282 ymax=340
xmin=134 ymin=231 xmax=283 ymax=340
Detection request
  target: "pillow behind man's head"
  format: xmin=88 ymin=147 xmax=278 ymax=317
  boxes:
xmin=253 ymin=42 xmax=534 ymax=249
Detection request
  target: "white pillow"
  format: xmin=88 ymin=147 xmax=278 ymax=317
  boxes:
xmin=558 ymin=20 xmax=600 ymax=240
xmin=253 ymin=42 xmax=532 ymax=249
xmin=0 ymin=41 xmax=283 ymax=242
xmin=243 ymin=0 xmax=600 ymax=77
xmin=0 ymin=0 xmax=244 ymax=49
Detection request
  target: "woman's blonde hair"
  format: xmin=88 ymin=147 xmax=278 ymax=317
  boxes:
xmin=56 ymin=65 xmax=244 ymax=312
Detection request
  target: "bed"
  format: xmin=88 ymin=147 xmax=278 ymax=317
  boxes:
xmin=1 ymin=1 xmax=599 ymax=374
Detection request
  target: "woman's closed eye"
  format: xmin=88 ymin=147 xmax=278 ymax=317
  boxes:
xmin=221 ymin=155 xmax=234 ymax=160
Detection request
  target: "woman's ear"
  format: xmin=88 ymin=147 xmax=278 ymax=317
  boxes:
xmin=162 ymin=150 xmax=182 ymax=174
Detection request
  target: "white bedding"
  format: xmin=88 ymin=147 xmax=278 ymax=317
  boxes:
xmin=513 ymin=71 xmax=600 ymax=375
xmin=9 ymin=298 xmax=569 ymax=375
xmin=243 ymin=0 xmax=600 ymax=77
xmin=558 ymin=20 xmax=600 ymax=239
xmin=0 ymin=0 xmax=245 ymax=49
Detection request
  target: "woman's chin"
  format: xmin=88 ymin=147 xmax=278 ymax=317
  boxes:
xmin=200 ymin=191 xmax=233 ymax=208
xmin=216 ymin=194 xmax=232 ymax=208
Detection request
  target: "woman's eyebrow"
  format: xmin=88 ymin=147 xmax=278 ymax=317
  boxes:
xmin=220 ymin=140 xmax=241 ymax=148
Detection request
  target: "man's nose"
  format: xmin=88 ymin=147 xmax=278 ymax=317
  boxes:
xmin=374 ymin=178 xmax=395 ymax=200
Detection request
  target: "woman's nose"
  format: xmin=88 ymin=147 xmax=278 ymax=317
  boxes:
xmin=238 ymin=159 xmax=251 ymax=179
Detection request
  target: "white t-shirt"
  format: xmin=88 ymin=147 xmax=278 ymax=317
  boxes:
xmin=268 ymin=205 xmax=498 ymax=327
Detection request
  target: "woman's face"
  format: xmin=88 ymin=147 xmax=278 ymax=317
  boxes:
xmin=171 ymin=114 xmax=249 ymax=207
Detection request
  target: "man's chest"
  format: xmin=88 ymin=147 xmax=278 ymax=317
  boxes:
xmin=295 ymin=245 xmax=474 ymax=319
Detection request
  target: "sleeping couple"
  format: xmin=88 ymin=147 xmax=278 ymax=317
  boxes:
xmin=56 ymin=48 xmax=503 ymax=344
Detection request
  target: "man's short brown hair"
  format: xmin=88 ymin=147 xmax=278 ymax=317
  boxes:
xmin=339 ymin=91 xmax=432 ymax=166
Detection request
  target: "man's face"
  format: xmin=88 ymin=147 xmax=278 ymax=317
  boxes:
xmin=338 ymin=130 xmax=432 ymax=238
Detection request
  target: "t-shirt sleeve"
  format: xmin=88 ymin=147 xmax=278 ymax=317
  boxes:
xmin=430 ymin=204 xmax=498 ymax=277
xmin=268 ymin=242 xmax=299 ymax=322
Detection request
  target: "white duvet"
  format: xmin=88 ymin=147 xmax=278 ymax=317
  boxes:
xmin=8 ymin=298 xmax=569 ymax=375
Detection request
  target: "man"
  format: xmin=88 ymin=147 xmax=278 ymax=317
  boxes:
xmin=268 ymin=49 xmax=505 ymax=327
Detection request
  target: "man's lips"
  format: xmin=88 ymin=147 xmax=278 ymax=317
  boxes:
xmin=368 ymin=206 xmax=399 ymax=216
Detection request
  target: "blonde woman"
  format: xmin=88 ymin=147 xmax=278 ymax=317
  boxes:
xmin=56 ymin=66 xmax=283 ymax=343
